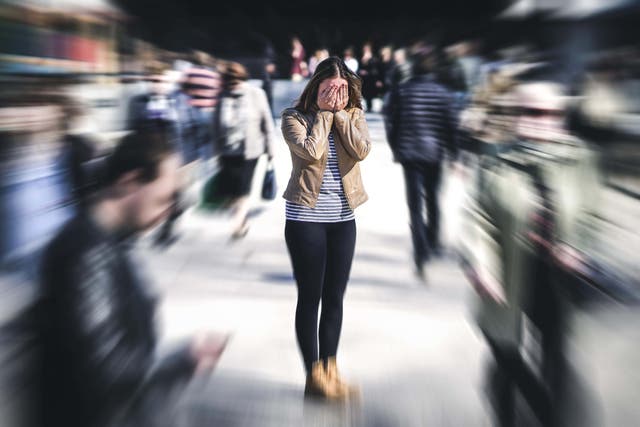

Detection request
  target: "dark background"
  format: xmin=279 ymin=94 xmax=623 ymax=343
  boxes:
xmin=112 ymin=0 xmax=640 ymax=79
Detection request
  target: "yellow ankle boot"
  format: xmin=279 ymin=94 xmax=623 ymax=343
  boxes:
xmin=305 ymin=360 xmax=346 ymax=400
xmin=324 ymin=357 xmax=360 ymax=397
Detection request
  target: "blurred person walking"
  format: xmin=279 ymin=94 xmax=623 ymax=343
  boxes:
xmin=378 ymin=45 xmax=395 ymax=100
xmin=181 ymin=50 xmax=222 ymax=164
xmin=290 ymin=36 xmax=309 ymax=81
xmin=464 ymin=79 xmax=602 ymax=427
xmin=343 ymin=47 xmax=359 ymax=73
xmin=358 ymin=42 xmax=380 ymax=112
xmin=60 ymin=97 xmax=106 ymax=213
xmin=281 ymin=56 xmax=371 ymax=400
xmin=308 ymin=48 xmax=330 ymax=76
xmin=382 ymin=45 xmax=459 ymax=281
xmin=212 ymin=61 xmax=276 ymax=239
xmin=126 ymin=63 xmax=192 ymax=247
xmin=387 ymin=47 xmax=412 ymax=90
xmin=35 ymin=129 xmax=229 ymax=427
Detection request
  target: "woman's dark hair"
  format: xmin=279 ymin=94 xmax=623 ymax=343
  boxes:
xmin=294 ymin=56 xmax=363 ymax=112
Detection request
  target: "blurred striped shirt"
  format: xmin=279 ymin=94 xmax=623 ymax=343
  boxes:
xmin=183 ymin=65 xmax=222 ymax=109
xmin=286 ymin=132 xmax=355 ymax=223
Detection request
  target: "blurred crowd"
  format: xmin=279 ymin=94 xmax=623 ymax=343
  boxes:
xmin=1 ymin=0 xmax=640 ymax=426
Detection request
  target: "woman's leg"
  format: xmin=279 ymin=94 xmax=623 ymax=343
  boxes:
xmin=285 ymin=220 xmax=328 ymax=374
xmin=230 ymin=196 xmax=250 ymax=237
xmin=319 ymin=220 xmax=356 ymax=360
xmin=229 ymin=158 xmax=257 ymax=238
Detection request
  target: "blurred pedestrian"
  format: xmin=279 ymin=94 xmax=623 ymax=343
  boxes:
xmin=212 ymin=61 xmax=276 ymax=239
xmin=382 ymin=45 xmax=459 ymax=281
xmin=261 ymin=39 xmax=278 ymax=113
xmin=343 ymin=47 xmax=359 ymax=73
xmin=308 ymin=48 xmax=330 ymax=76
xmin=464 ymin=79 xmax=602 ymax=427
xmin=36 ymin=129 xmax=229 ymax=427
xmin=281 ymin=56 xmax=371 ymax=400
xmin=358 ymin=41 xmax=380 ymax=112
xmin=126 ymin=63 xmax=180 ymax=137
xmin=60 ymin=97 xmax=106 ymax=213
xmin=388 ymin=47 xmax=412 ymax=89
xmin=378 ymin=44 xmax=395 ymax=100
xmin=290 ymin=36 xmax=309 ymax=82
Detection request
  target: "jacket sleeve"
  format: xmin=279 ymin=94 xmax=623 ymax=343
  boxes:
xmin=281 ymin=109 xmax=333 ymax=161
xmin=258 ymin=89 xmax=276 ymax=158
xmin=61 ymin=250 xmax=194 ymax=398
xmin=382 ymin=86 xmax=398 ymax=152
xmin=444 ymin=91 xmax=460 ymax=163
xmin=332 ymin=109 xmax=372 ymax=161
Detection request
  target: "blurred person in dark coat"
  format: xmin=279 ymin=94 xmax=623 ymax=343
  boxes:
xmin=358 ymin=41 xmax=380 ymax=112
xmin=382 ymin=45 xmax=459 ymax=280
xmin=35 ymin=129 xmax=229 ymax=427
xmin=378 ymin=45 xmax=395 ymax=100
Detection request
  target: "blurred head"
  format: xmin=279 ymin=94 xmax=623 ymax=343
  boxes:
xmin=344 ymin=48 xmax=354 ymax=59
xmin=294 ymin=56 xmax=363 ymax=112
xmin=394 ymin=48 xmax=407 ymax=65
xmin=223 ymin=61 xmax=249 ymax=90
xmin=410 ymin=43 xmax=438 ymax=76
xmin=190 ymin=50 xmax=215 ymax=68
xmin=103 ymin=129 xmax=181 ymax=233
xmin=380 ymin=46 xmax=393 ymax=62
xmin=514 ymin=81 xmax=568 ymax=141
xmin=145 ymin=63 xmax=172 ymax=95
xmin=363 ymin=42 xmax=373 ymax=55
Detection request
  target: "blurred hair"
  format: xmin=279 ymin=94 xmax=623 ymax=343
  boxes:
xmin=411 ymin=44 xmax=439 ymax=75
xmin=103 ymin=128 xmax=177 ymax=187
xmin=144 ymin=61 xmax=171 ymax=76
xmin=189 ymin=50 xmax=215 ymax=68
xmin=294 ymin=56 xmax=363 ymax=112
xmin=222 ymin=61 xmax=249 ymax=90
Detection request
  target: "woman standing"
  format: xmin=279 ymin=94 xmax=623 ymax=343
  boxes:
xmin=281 ymin=56 xmax=371 ymax=400
xmin=213 ymin=61 xmax=275 ymax=239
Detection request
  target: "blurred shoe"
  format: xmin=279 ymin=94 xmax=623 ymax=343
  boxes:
xmin=324 ymin=357 xmax=360 ymax=398
xmin=153 ymin=228 xmax=180 ymax=249
xmin=304 ymin=360 xmax=346 ymax=400
xmin=414 ymin=261 xmax=429 ymax=285
xmin=230 ymin=223 xmax=250 ymax=240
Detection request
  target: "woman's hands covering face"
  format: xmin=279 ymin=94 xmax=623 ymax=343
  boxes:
xmin=317 ymin=81 xmax=349 ymax=112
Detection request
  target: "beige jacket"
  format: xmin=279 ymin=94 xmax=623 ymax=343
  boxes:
xmin=281 ymin=107 xmax=371 ymax=209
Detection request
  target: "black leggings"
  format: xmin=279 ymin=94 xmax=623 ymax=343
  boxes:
xmin=285 ymin=219 xmax=356 ymax=374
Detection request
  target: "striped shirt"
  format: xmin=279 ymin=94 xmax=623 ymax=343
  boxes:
xmin=286 ymin=132 xmax=355 ymax=223
xmin=182 ymin=66 xmax=222 ymax=109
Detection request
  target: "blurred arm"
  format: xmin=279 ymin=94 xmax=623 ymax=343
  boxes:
xmin=62 ymin=251 xmax=195 ymax=401
xmin=258 ymin=89 xmax=276 ymax=158
xmin=382 ymin=85 xmax=398 ymax=153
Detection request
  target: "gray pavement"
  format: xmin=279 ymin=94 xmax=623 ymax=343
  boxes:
xmin=138 ymin=112 xmax=495 ymax=427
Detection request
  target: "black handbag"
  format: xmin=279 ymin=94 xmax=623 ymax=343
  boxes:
xmin=261 ymin=159 xmax=277 ymax=201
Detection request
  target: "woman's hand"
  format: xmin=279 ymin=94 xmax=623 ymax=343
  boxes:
xmin=317 ymin=85 xmax=338 ymax=111
xmin=332 ymin=84 xmax=349 ymax=112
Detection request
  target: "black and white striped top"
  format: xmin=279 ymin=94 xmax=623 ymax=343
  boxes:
xmin=286 ymin=132 xmax=355 ymax=223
